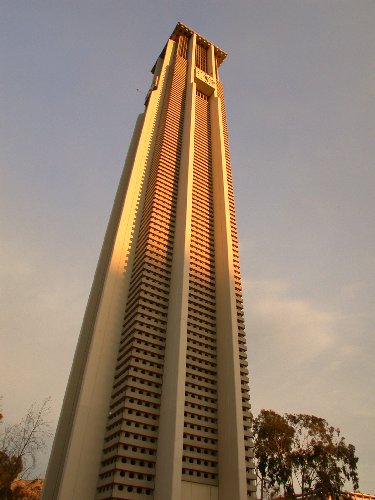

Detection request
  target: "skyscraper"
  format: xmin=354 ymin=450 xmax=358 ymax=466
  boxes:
xmin=42 ymin=23 xmax=255 ymax=500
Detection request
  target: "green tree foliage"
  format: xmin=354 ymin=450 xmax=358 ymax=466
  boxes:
xmin=253 ymin=409 xmax=359 ymax=499
xmin=253 ymin=409 xmax=294 ymax=498
xmin=0 ymin=399 xmax=51 ymax=499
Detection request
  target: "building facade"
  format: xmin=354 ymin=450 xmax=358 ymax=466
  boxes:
xmin=42 ymin=23 xmax=255 ymax=500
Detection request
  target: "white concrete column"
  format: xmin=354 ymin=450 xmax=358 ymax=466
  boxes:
xmin=210 ymin=92 xmax=248 ymax=500
xmin=154 ymin=33 xmax=196 ymax=500
xmin=42 ymin=40 xmax=176 ymax=500
xmin=207 ymin=44 xmax=216 ymax=81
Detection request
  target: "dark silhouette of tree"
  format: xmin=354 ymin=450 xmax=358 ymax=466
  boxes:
xmin=253 ymin=409 xmax=359 ymax=499
xmin=0 ymin=451 xmax=22 ymax=499
xmin=0 ymin=398 xmax=51 ymax=499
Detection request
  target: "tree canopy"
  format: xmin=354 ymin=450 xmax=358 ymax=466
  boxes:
xmin=253 ymin=409 xmax=359 ymax=499
xmin=0 ymin=398 xmax=51 ymax=499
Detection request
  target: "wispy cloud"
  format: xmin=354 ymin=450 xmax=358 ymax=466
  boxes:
xmin=243 ymin=278 xmax=367 ymax=412
xmin=245 ymin=279 xmax=338 ymax=364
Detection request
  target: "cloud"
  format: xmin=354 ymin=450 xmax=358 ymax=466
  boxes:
xmin=245 ymin=279 xmax=338 ymax=365
xmin=243 ymin=277 xmax=368 ymax=420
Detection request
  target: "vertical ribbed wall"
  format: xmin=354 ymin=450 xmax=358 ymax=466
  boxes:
xmin=96 ymin=42 xmax=187 ymax=500
xmin=195 ymin=42 xmax=207 ymax=72
xmin=182 ymin=89 xmax=218 ymax=486
xmin=217 ymin=81 xmax=255 ymax=497
xmin=43 ymin=24 xmax=255 ymax=500
xmin=95 ymin=29 xmax=255 ymax=500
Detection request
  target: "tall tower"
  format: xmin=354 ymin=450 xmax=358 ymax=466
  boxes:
xmin=43 ymin=23 xmax=255 ymax=500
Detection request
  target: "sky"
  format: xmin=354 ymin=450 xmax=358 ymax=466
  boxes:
xmin=1 ymin=0 xmax=374 ymax=493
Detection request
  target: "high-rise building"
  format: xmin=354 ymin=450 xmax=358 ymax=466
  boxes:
xmin=42 ymin=23 xmax=255 ymax=500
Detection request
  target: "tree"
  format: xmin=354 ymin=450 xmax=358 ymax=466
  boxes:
xmin=253 ymin=409 xmax=359 ymax=499
xmin=0 ymin=398 xmax=51 ymax=499
xmin=253 ymin=410 xmax=295 ymax=499
xmin=10 ymin=478 xmax=43 ymax=500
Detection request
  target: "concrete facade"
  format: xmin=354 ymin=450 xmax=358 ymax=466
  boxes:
xmin=42 ymin=23 xmax=256 ymax=500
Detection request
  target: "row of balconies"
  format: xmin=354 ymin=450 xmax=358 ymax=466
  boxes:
xmin=186 ymin=337 xmax=216 ymax=355
xmin=184 ymin=393 xmax=217 ymax=410
xmin=185 ymin=359 xmax=217 ymax=376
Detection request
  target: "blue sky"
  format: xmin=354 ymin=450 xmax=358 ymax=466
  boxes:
xmin=1 ymin=0 xmax=374 ymax=492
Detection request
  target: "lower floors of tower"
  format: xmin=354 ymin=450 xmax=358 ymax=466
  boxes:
xmin=97 ymin=479 xmax=256 ymax=499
